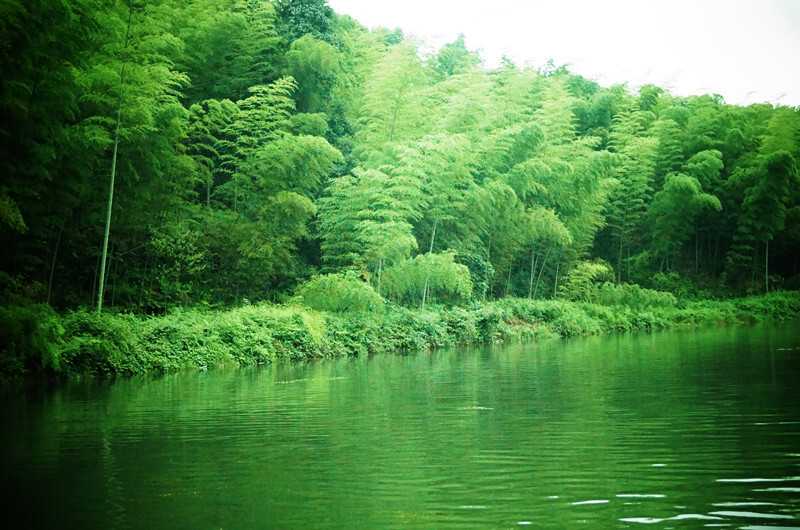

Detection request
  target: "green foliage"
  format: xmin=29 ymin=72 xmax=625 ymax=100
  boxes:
xmin=2 ymin=0 xmax=800 ymax=342
xmin=0 ymin=191 xmax=26 ymax=232
xmin=440 ymin=306 xmax=480 ymax=345
xmin=648 ymin=172 xmax=722 ymax=257
xmin=594 ymin=283 xmax=677 ymax=310
xmin=651 ymin=118 xmax=685 ymax=182
xmin=560 ymin=260 xmax=676 ymax=310
xmin=382 ymin=252 xmax=473 ymax=306
xmin=0 ymin=304 xmax=63 ymax=377
xmin=318 ymin=167 xmax=421 ymax=273
xmin=353 ymin=41 xmax=429 ymax=164
xmin=738 ymin=151 xmax=798 ymax=245
xmin=430 ymin=34 xmax=481 ymax=79
xmin=275 ymin=0 xmax=336 ymax=44
xmin=57 ymin=304 xmax=333 ymax=375
xmin=605 ymin=106 xmax=659 ymax=280
xmin=729 ymin=150 xmax=799 ymax=288
xmin=560 ymin=260 xmax=615 ymax=302
xmin=388 ymin=132 xmax=485 ymax=259
xmin=2 ymin=288 xmax=799 ymax=379
xmin=457 ymin=253 xmax=495 ymax=300
xmin=61 ymin=311 xmax=139 ymax=375
xmin=650 ymin=271 xmax=708 ymax=300
xmin=295 ymin=272 xmax=384 ymax=312
xmin=685 ymin=149 xmax=724 ymax=190
xmin=285 ymin=34 xmax=340 ymax=113
xmin=732 ymin=290 xmax=800 ymax=321
xmin=178 ymin=0 xmax=282 ymax=102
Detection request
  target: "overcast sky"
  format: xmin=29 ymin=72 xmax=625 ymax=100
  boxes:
xmin=327 ymin=0 xmax=800 ymax=107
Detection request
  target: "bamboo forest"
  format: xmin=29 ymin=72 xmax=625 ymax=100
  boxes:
xmin=1 ymin=0 xmax=800 ymax=378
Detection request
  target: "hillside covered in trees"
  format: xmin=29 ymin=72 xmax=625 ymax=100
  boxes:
xmin=2 ymin=0 xmax=799 ymax=319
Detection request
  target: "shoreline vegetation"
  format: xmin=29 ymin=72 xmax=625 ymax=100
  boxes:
xmin=2 ymin=289 xmax=798 ymax=380
xmin=3 ymin=2 xmax=800 ymax=383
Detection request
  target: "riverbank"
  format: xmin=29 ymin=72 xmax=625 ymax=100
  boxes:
xmin=2 ymin=290 xmax=799 ymax=379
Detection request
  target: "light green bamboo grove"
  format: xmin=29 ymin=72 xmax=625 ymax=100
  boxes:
xmin=1 ymin=0 xmax=799 ymax=313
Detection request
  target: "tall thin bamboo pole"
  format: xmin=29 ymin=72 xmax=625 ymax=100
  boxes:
xmin=97 ymin=5 xmax=133 ymax=312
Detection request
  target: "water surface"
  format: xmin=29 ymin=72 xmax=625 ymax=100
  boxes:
xmin=2 ymin=322 xmax=799 ymax=528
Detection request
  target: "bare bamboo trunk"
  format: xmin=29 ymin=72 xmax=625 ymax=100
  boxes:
xmin=533 ymin=247 xmax=551 ymax=299
xmin=97 ymin=5 xmax=133 ymax=312
xmin=528 ymin=246 xmax=536 ymax=298
xmin=420 ymin=217 xmax=439 ymax=309
xmin=46 ymin=222 xmax=64 ymax=305
xmin=765 ymin=239 xmax=769 ymax=293
xmin=553 ymin=253 xmax=560 ymax=299
xmin=505 ymin=261 xmax=513 ymax=298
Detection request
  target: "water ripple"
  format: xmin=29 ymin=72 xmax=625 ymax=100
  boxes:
xmin=710 ymin=510 xmax=796 ymax=520
xmin=717 ymin=477 xmax=800 ymax=483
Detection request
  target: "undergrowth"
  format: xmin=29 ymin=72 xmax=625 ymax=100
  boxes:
xmin=1 ymin=290 xmax=798 ymax=379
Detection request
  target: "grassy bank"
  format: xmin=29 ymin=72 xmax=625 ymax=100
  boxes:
xmin=2 ymin=290 xmax=799 ymax=379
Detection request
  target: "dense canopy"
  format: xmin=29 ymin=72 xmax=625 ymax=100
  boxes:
xmin=2 ymin=0 xmax=799 ymax=314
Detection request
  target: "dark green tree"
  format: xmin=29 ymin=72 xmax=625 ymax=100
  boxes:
xmin=274 ymin=0 xmax=335 ymax=44
xmin=730 ymin=150 xmax=799 ymax=291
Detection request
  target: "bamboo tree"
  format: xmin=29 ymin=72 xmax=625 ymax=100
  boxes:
xmin=353 ymin=41 xmax=429 ymax=166
xmin=97 ymin=3 xmax=134 ymax=312
xmin=606 ymin=105 xmax=658 ymax=282
xmin=647 ymin=172 xmax=721 ymax=272
xmin=731 ymin=150 xmax=798 ymax=291
xmin=318 ymin=167 xmax=421 ymax=274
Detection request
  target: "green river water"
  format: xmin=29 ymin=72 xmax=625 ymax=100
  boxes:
xmin=1 ymin=322 xmax=799 ymax=528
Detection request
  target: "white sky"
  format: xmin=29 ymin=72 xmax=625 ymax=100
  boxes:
xmin=328 ymin=0 xmax=800 ymax=107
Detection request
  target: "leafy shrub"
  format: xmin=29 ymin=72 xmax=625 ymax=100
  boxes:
xmin=560 ymin=261 xmax=676 ymax=311
xmin=209 ymin=305 xmax=328 ymax=363
xmin=61 ymin=311 xmax=139 ymax=375
xmin=382 ymin=252 xmax=472 ymax=306
xmin=262 ymin=306 xmax=328 ymax=360
xmin=733 ymin=290 xmax=800 ymax=321
xmin=473 ymin=304 xmax=512 ymax=343
xmin=137 ymin=311 xmax=236 ymax=372
xmin=0 ymin=303 xmax=63 ymax=377
xmin=495 ymin=298 xmax=564 ymax=323
xmin=440 ymin=307 xmax=479 ymax=345
xmin=650 ymin=271 xmax=707 ymax=300
xmin=295 ymin=272 xmax=384 ymax=312
xmin=595 ymin=283 xmax=677 ymax=310
xmin=548 ymin=302 xmax=602 ymax=337
xmin=325 ymin=312 xmax=386 ymax=356
xmin=560 ymin=260 xmax=615 ymax=302
xmin=580 ymin=303 xmax=633 ymax=332
xmin=379 ymin=307 xmax=450 ymax=352
xmin=457 ymin=253 xmax=495 ymax=301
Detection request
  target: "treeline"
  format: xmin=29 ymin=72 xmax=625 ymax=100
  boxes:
xmin=2 ymin=0 xmax=800 ymax=315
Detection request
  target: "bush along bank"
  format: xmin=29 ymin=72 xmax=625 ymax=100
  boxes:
xmin=1 ymin=289 xmax=799 ymax=379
